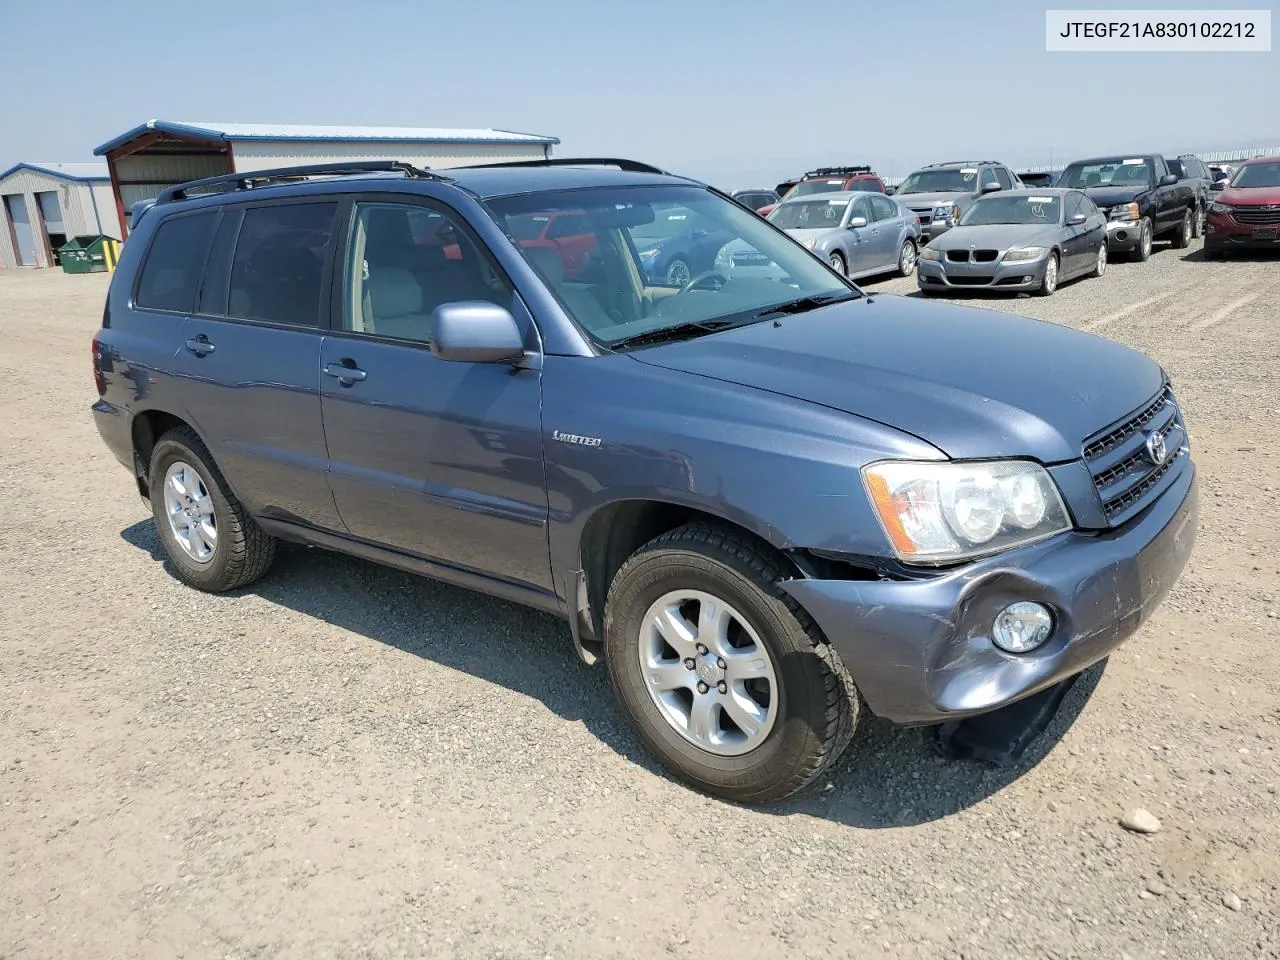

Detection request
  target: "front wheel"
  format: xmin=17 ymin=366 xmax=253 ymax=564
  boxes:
xmin=149 ymin=427 xmax=276 ymax=592
xmin=1191 ymin=205 xmax=1205 ymax=238
xmin=827 ymin=251 xmax=847 ymax=276
xmin=1133 ymin=217 xmax=1153 ymax=262
xmin=897 ymin=240 xmax=917 ymax=277
xmin=603 ymin=523 xmax=858 ymax=804
xmin=1036 ymin=252 xmax=1059 ymax=296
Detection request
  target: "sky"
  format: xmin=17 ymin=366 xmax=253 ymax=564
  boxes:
xmin=1 ymin=0 xmax=1276 ymax=190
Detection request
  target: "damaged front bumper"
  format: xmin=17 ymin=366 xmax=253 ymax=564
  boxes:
xmin=781 ymin=466 xmax=1198 ymax=724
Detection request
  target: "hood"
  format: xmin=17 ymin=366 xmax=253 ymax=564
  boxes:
xmin=930 ymin=223 xmax=1063 ymax=250
xmin=629 ymin=297 xmax=1164 ymax=463
xmin=784 ymin=227 xmax=841 ymax=247
xmin=1081 ymin=184 xmax=1151 ymax=206
xmin=1220 ymin=185 xmax=1280 ymax=206
xmin=894 ymin=190 xmax=968 ymax=208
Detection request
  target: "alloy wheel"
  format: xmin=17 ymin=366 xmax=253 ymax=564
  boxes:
xmin=637 ymin=589 xmax=779 ymax=757
xmin=163 ymin=461 xmax=217 ymax=563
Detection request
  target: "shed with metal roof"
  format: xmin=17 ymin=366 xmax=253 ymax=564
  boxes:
xmin=92 ymin=120 xmax=559 ymax=236
xmin=1 ymin=161 xmax=120 ymax=269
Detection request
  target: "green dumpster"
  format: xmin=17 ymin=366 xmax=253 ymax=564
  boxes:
xmin=57 ymin=235 xmax=120 ymax=275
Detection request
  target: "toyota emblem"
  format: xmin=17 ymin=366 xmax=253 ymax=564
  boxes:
xmin=1145 ymin=429 xmax=1168 ymax=465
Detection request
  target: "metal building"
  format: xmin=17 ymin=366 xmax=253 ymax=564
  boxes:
xmin=93 ymin=120 xmax=560 ymax=236
xmin=0 ymin=162 xmax=121 ymax=269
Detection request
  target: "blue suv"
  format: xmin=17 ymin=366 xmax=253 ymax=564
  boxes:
xmin=92 ymin=158 xmax=1198 ymax=803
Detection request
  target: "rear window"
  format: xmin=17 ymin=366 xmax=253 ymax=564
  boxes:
xmin=134 ymin=212 xmax=217 ymax=313
xmin=228 ymin=203 xmax=337 ymax=327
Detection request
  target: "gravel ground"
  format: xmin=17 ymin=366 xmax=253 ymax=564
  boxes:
xmin=2 ymin=238 xmax=1278 ymax=960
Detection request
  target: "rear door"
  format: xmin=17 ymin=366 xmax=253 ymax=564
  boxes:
xmin=175 ymin=199 xmax=344 ymax=532
xmin=318 ymin=195 xmax=551 ymax=592
xmin=844 ymin=197 xmax=878 ymax=274
xmin=1060 ymin=192 xmax=1089 ymax=275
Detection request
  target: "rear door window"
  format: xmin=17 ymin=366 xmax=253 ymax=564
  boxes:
xmin=228 ymin=202 xmax=338 ymax=327
xmin=994 ymin=167 xmax=1015 ymax=190
xmin=135 ymin=211 xmax=218 ymax=313
xmin=869 ymin=195 xmax=898 ymax=221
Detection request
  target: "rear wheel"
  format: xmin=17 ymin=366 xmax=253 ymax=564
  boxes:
xmin=149 ymin=427 xmax=276 ymax=592
xmin=897 ymin=240 xmax=917 ymax=277
xmin=1091 ymin=241 xmax=1108 ymax=278
xmin=827 ymin=251 xmax=847 ymax=276
xmin=603 ymin=523 xmax=858 ymax=803
xmin=1191 ymin=205 xmax=1205 ymax=238
xmin=1171 ymin=209 xmax=1193 ymax=249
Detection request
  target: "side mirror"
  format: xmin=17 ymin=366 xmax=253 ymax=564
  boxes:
xmin=1067 ymin=213 xmax=1087 ymax=225
xmin=884 ymin=186 xmax=896 ymax=195
xmin=1210 ymin=179 xmax=1225 ymax=191
xmin=981 ymin=180 xmax=1002 ymax=193
xmin=430 ymin=302 xmax=525 ymax=363
xmin=1160 ymin=173 xmax=1178 ymax=186
xmin=848 ymin=216 xmax=868 ymax=229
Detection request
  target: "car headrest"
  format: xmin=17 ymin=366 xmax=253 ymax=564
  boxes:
xmin=368 ymin=267 xmax=423 ymax=318
xmin=522 ymin=246 xmax=565 ymax=285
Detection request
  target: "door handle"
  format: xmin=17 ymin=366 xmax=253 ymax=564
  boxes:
xmin=324 ymin=362 xmax=367 ymax=383
xmin=184 ymin=336 xmax=215 ymax=357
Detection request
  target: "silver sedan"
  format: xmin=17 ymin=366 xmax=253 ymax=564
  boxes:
xmin=766 ymin=191 xmax=923 ymax=280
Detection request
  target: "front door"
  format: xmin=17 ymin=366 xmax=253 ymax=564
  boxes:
xmin=319 ymin=197 xmax=551 ymax=592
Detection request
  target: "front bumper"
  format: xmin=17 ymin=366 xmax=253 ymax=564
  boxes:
xmin=916 ymin=252 xmax=1049 ymax=292
xmin=1205 ymin=212 xmax=1280 ymax=248
xmin=1105 ymin=219 xmax=1144 ymax=252
xmin=782 ymin=465 xmax=1198 ymax=724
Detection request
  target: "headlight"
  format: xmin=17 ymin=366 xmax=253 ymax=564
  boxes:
xmin=638 ymin=247 xmax=660 ymax=261
xmin=932 ymin=203 xmax=955 ymax=222
xmin=862 ymin=460 xmax=1070 ymax=564
xmin=920 ymin=246 xmax=942 ymax=261
xmin=1003 ymin=246 xmax=1047 ymax=262
xmin=1209 ymin=201 xmax=1233 ymax=213
xmin=1111 ymin=202 xmax=1140 ymax=223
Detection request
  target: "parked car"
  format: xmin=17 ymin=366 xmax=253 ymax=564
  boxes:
xmin=730 ymin=188 xmax=780 ymax=213
xmin=93 ymin=158 xmax=1198 ymax=804
xmin=1018 ymin=171 xmax=1060 ymax=189
xmin=1165 ymin=154 xmax=1212 ymax=236
xmin=917 ymin=189 xmax=1107 ymax=296
xmin=758 ymin=166 xmax=886 ymax=216
xmin=1209 ymin=164 xmax=1236 ymax=185
xmin=765 ymin=190 xmax=921 ymax=279
xmin=506 ymin=210 xmax=598 ymax=278
xmin=891 ymin=160 xmax=1020 ymax=241
xmin=629 ymin=204 xmax=734 ymax=286
xmin=1204 ymin=155 xmax=1280 ymax=257
xmin=1056 ymin=155 xmax=1198 ymax=261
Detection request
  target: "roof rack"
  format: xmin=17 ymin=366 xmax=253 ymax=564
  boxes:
xmin=922 ymin=160 xmax=1000 ymax=169
xmin=154 ymin=160 xmax=449 ymax=205
xmin=461 ymin=157 xmax=673 ymax=175
xmin=804 ymin=165 xmax=873 ymax=177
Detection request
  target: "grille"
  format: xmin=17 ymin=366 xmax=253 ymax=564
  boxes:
xmin=972 ymin=249 xmax=999 ymax=262
xmin=1083 ymin=386 xmax=1188 ymax=525
xmin=946 ymin=249 xmax=970 ymax=262
xmin=1232 ymin=207 xmax=1280 ymax=225
xmin=909 ymin=208 xmax=935 ymax=221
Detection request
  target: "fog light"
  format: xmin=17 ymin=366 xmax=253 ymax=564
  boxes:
xmin=992 ymin=602 xmax=1053 ymax=653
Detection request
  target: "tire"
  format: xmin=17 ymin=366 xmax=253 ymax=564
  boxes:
xmin=1171 ymin=209 xmax=1192 ymax=249
xmin=896 ymin=240 xmax=917 ymax=278
xmin=1191 ymin=204 xmax=1205 ymax=239
xmin=1133 ymin=217 xmax=1153 ymax=262
xmin=666 ymin=259 xmax=691 ymax=286
xmin=149 ymin=426 xmax=276 ymax=592
xmin=1091 ymin=241 xmax=1108 ymax=278
xmin=1036 ymin=251 xmax=1059 ymax=297
xmin=827 ymin=251 xmax=847 ymax=276
xmin=603 ymin=522 xmax=858 ymax=804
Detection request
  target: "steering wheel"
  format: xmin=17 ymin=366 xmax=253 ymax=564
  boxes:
xmin=678 ymin=270 xmax=729 ymax=295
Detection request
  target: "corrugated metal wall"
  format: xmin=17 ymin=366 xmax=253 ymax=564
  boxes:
xmin=113 ymin=153 xmax=232 ymax=209
xmin=0 ymin=169 xmax=121 ymax=268
xmin=230 ymin=140 xmax=549 ymax=172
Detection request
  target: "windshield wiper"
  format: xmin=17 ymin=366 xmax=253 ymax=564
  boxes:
xmin=610 ymin=319 xmax=739 ymax=351
xmin=752 ymin=291 xmax=860 ymax=319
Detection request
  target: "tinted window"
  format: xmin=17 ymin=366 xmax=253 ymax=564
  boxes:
xmin=870 ymin=195 xmax=898 ymax=221
xmin=196 ymin=208 xmax=242 ymax=316
xmin=343 ymin=202 xmax=512 ymax=343
xmin=1080 ymin=195 xmax=1099 ymax=216
xmin=1167 ymin=159 xmax=1184 ymax=177
xmin=135 ymin=211 xmax=217 ymax=313
xmin=851 ymin=179 xmax=881 ymax=192
xmin=994 ymin=167 xmax=1014 ymax=190
xmin=228 ymin=202 xmax=337 ymax=327
xmin=1063 ymin=193 xmax=1083 ymax=220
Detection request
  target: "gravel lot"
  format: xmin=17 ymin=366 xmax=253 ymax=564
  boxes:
xmin=2 ymin=238 xmax=1278 ymax=960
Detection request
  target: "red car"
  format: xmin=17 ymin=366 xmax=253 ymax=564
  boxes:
xmin=1204 ymin=156 xmax=1280 ymax=258
xmin=507 ymin=210 xmax=598 ymax=278
xmin=758 ymin=166 xmax=886 ymax=217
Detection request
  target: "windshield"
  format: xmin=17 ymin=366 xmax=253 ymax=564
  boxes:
xmin=960 ymin=195 xmax=1062 ymax=226
xmin=488 ymin=185 xmax=855 ymax=348
xmin=896 ymin=168 xmax=978 ymax=195
xmin=768 ymin=198 xmax=851 ymax=229
xmin=787 ymin=178 xmax=848 ymax=198
xmin=1232 ymin=161 xmax=1280 ymax=188
xmin=1059 ymin=158 xmax=1152 ymax=188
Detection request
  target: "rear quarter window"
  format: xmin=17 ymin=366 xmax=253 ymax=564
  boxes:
xmin=134 ymin=211 xmax=218 ymax=313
